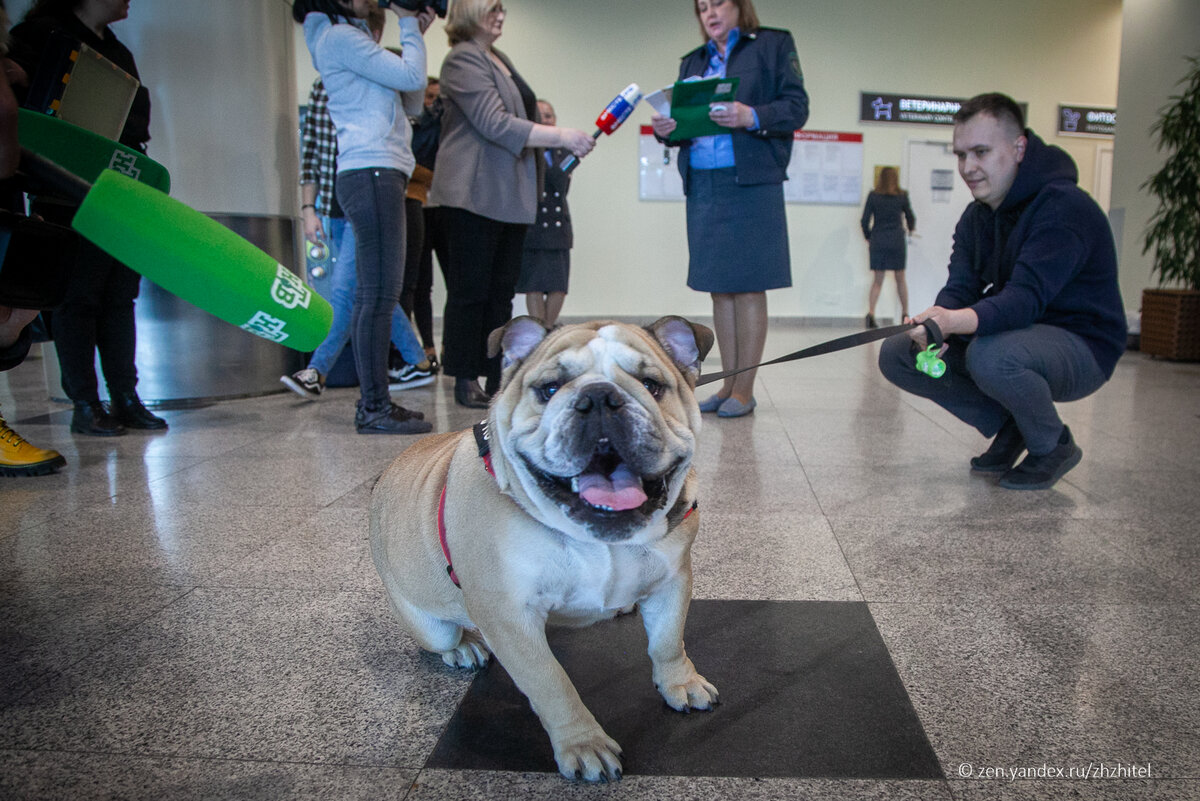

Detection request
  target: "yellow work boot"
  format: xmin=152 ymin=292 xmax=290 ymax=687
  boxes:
xmin=0 ymin=410 xmax=66 ymax=477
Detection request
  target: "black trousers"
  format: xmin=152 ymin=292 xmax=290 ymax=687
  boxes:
xmin=439 ymin=207 xmax=527 ymax=384
xmin=400 ymin=197 xmax=434 ymax=351
xmin=37 ymin=203 xmax=141 ymax=402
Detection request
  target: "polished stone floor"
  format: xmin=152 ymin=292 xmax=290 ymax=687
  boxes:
xmin=1 ymin=323 xmax=1198 ymax=800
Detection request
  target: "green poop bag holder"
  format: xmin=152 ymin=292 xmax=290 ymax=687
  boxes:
xmin=915 ymin=319 xmax=946 ymax=378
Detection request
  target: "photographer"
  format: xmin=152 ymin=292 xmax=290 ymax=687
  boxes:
xmin=294 ymin=0 xmax=436 ymax=435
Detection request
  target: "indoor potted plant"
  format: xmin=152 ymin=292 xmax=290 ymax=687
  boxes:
xmin=1140 ymin=54 xmax=1200 ymax=360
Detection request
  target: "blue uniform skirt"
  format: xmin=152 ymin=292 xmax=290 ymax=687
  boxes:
xmin=686 ymin=167 xmax=791 ymax=293
xmin=515 ymin=248 xmax=570 ymax=293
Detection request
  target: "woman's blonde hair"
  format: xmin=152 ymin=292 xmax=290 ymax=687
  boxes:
xmin=445 ymin=0 xmax=495 ymax=46
xmin=875 ymin=166 xmax=901 ymax=195
xmin=694 ymin=0 xmax=760 ymax=42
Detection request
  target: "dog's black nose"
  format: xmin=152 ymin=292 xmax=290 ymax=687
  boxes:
xmin=573 ymin=384 xmax=625 ymax=414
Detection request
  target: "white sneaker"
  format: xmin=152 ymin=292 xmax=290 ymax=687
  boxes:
xmin=281 ymin=367 xmax=324 ymax=400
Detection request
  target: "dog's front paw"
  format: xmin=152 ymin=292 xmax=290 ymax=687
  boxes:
xmin=656 ymin=668 xmax=719 ymax=712
xmin=552 ymin=727 xmax=623 ymax=783
xmin=439 ymin=630 xmax=490 ymax=669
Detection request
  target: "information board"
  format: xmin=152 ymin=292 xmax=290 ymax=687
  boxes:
xmin=784 ymin=131 xmax=863 ymax=205
xmin=638 ymin=127 xmax=863 ymax=206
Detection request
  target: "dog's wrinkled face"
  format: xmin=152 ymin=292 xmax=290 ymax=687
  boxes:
xmin=486 ymin=317 xmax=713 ymax=543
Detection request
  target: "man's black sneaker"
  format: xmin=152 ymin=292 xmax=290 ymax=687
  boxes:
xmin=971 ymin=415 xmax=1026 ymax=472
xmin=389 ymin=361 xmax=436 ymax=390
xmin=355 ymin=401 xmax=432 ymax=435
xmin=999 ymin=425 xmax=1082 ymax=490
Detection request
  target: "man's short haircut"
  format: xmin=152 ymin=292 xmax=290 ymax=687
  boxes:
xmin=954 ymin=93 xmax=1025 ymax=137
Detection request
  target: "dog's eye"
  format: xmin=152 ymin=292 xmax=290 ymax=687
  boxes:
xmin=535 ymin=382 xmax=561 ymax=402
xmin=642 ymin=378 xmax=665 ymax=399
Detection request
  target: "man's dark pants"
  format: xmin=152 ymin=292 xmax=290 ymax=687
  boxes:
xmin=878 ymin=324 xmax=1107 ymax=455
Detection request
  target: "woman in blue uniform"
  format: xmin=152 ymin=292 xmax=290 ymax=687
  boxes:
xmin=650 ymin=0 xmax=808 ymax=418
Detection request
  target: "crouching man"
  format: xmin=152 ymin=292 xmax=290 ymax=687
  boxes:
xmin=879 ymin=93 xmax=1126 ymax=490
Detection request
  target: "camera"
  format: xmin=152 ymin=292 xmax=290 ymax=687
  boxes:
xmin=378 ymin=0 xmax=449 ymax=18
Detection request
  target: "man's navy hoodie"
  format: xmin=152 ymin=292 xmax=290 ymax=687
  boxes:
xmin=936 ymin=129 xmax=1127 ymax=378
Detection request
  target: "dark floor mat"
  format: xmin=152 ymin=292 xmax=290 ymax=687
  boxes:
xmin=426 ymin=599 xmax=943 ymax=779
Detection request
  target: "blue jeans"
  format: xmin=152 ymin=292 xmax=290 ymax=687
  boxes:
xmin=878 ymin=324 xmax=1107 ymax=455
xmin=308 ymin=214 xmax=425 ymax=377
xmin=335 ymin=168 xmax=414 ymax=408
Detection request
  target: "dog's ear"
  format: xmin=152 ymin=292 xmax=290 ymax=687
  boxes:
xmin=487 ymin=316 xmax=549 ymax=371
xmin=645 ymin=316 xmax=714 ymax=385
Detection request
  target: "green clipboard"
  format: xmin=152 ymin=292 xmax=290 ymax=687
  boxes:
xmin=669 ymin=76 xmax=740 ymax=141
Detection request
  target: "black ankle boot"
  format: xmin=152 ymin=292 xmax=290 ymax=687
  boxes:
xmin=111 ymin=391 xmax=169 ymax=430
xmin=71 ymin=401 xmax=126 ymax=436
xmin=454 ymin=378 xmax=490 ymax=409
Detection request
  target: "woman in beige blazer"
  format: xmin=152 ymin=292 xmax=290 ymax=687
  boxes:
xmin=429 ymin=0 xmax=593 ymax=408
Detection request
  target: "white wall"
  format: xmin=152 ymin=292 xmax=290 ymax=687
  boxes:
xmin=1109 ymin=0 xmax=1200 ymax=318
xmin=294 ymin=0 xmax=1122 ymax=321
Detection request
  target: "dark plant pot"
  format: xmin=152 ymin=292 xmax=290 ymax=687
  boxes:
xmin=1141 ymin=288 xmax=1200 ymax=361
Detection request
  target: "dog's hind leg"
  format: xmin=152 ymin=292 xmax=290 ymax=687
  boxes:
xmin=387 ymin=592 xmax=491 ymax=670
xmin=440 ymin=629 xmax=490 ymax=669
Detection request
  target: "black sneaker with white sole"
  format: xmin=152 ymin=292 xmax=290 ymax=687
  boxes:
xmin=389 ymin=361 xmax=436 ymax=390
xmin=281 ymin=368 xmax=324 ymax=400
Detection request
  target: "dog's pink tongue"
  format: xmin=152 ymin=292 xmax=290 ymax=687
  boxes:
xmin=578 ymin=464 xmax=646 ymax=511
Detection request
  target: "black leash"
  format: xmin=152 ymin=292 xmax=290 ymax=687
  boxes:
xmin=695 ymin=320 xmax=942 ymax=387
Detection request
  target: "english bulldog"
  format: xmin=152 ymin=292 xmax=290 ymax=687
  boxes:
xmin=369 ymin=316 xmax=718 ymax=782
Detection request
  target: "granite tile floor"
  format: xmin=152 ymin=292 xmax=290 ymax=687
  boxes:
xmin=1 ymin=322 xmax=1198 ymax=800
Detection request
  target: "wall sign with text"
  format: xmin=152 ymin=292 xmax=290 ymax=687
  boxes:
xmin=860 ymin=92 xmax=965 ymax=126
xmin=1057 ymin=104 xmax=1116 ymax=138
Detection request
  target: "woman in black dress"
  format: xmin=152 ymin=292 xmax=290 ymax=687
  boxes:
xmin=860 ymin=166 xmax=915 ymax=328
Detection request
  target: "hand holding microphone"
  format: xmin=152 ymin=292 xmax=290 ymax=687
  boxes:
xmin=560 ymin=128 xmax=596 ymax=159
xmin=559 ymin=83 xmax=643 ymax=174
